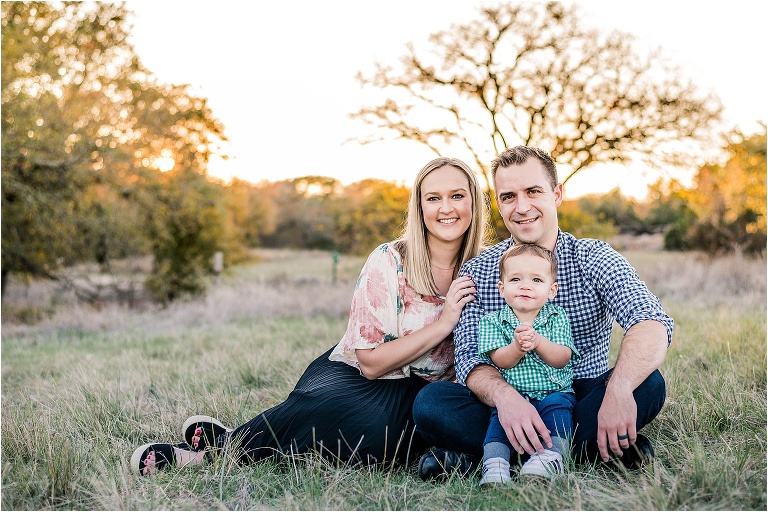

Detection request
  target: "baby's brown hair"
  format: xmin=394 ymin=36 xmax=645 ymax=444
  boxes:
xmin=498 ymin=243 xmax=557 ymax=280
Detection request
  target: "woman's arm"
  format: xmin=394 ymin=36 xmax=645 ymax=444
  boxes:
xmin=356 ymin=320 xmax=453 ymax=379
xmin=356 ymin=276 xmax=476 ymax=379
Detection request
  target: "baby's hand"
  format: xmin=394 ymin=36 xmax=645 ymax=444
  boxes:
xmin=515 ymin=323 xmax=534 ymax=340
xmin=514 ymin=323 xmax=540 ymax=352
xmin=514 ymin=323 xmax=536 ymax=352
xmin=518 ymin=340 xmax=535 ymax=352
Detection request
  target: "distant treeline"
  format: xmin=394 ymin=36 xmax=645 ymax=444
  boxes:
xmin=239 ymin=130 xmax=767 ymax=259
xmin=3 ymin=132 xmax=764 ymax=304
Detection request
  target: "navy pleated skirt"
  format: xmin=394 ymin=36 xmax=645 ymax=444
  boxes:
xmin=224 ymin=346 xmax=430 ymax=466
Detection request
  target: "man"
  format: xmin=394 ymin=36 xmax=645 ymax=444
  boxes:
xmin=413 ymin=146 xmax=673 ymax=479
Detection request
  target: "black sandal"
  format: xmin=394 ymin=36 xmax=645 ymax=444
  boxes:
xmin=131 ymin=442 xmax=213 ymax=477
xmin=131 ymin=443 xmax=178 ymax=476
xmin=182 ymin=415 xmax=231 ymax=451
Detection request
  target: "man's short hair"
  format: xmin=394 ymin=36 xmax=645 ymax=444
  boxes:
xmin=490 ymin=146 xmax=558 ymax=190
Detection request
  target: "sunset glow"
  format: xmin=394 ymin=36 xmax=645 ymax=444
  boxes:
xmin=151 ymin=147 xmax=176 ymax=172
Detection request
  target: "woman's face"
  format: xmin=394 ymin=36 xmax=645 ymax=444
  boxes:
xmin=420 ymin=165 xmax=473 ymax=247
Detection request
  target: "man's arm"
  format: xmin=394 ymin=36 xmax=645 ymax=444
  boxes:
xmin=597 ymin=319 xmax=668 ymax=461
xmin=465 ymin=364 xmax=552 ymax=455
xmin=583 ymin=241 xmax=672 ymax=460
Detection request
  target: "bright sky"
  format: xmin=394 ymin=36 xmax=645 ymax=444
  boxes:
xmin=128 ymin=0 xmax=766 ymax=200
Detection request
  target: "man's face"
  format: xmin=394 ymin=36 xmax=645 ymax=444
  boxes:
xmin=494 ymin=158 xmax=562 ymax=250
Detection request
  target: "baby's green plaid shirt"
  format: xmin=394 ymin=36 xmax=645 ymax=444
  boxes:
xmin=477 ymin=302 xmax=579 ymax=400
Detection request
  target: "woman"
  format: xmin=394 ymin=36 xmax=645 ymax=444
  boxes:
xmin=132 ymin=157 xmax=487 ymax=475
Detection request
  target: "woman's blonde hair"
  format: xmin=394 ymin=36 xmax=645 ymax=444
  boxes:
xmin=394 ymin=157 xmax=487 ymax=296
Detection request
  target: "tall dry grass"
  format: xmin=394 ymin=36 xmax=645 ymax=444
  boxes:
xmin=1 ymin=248 xmax=766 ymax=510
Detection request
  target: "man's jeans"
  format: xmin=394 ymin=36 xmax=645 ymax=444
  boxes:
xmin=413 ymin=368 xmax=666 ymax=463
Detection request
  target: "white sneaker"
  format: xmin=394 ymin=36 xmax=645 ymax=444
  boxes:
xmin=479 ymin=456 xmax=512 ymax=486
xmin=519 ymin=449 xmax=564 ymax=478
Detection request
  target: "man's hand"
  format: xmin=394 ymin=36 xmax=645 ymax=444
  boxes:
xmin=466 ymin=365 xmax=552 ymax=455
xmin=494 ymin=385 xmax=552 ymax=455
xmin=596 ymin=320 xmax=668 ymax=461
xmin=596 ymin=382 xmax=637 ymax=461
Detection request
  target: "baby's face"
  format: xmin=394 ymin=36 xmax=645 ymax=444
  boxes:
xmin=497 ymin=252 xmax=557 ymax=315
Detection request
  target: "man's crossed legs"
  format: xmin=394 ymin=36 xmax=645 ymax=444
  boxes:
xmin=413 ymin=368 xmax=666 ymax=480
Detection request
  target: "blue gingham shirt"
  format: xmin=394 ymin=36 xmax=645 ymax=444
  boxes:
xmin=455 ymin=231 xmax=674 ymax=384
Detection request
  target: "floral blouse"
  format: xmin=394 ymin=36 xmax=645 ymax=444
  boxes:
xmin=329 ymin=243 xmax=455 ymax=381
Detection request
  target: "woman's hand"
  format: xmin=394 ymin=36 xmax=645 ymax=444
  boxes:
xmin=438 ymin=276 xmax=476 ymax=330
xmin=357 ymin=275 xmax=475 ymax=380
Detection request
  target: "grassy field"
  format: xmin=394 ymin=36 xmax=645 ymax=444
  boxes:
xmin=2 ymin=248 xmax=766 ymax=510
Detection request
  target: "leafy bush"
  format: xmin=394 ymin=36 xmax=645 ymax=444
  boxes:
xmin=145 ymin=169 xmax=229 ymax=302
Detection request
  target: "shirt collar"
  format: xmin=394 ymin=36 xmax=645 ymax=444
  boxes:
xmin=506 ymin=229 xmax=564 ymax=253
xmin=498 ymin=301 xmax=560 ymax=328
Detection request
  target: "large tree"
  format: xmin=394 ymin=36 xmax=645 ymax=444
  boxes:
xmin=2 ymin=2 xmax=228 ymax=299
xmin=352 ymin=2 xmax=723 ymax=190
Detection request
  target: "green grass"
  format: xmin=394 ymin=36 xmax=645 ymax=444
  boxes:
xmin=2 ymin=248 xmax=766 ymax=510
